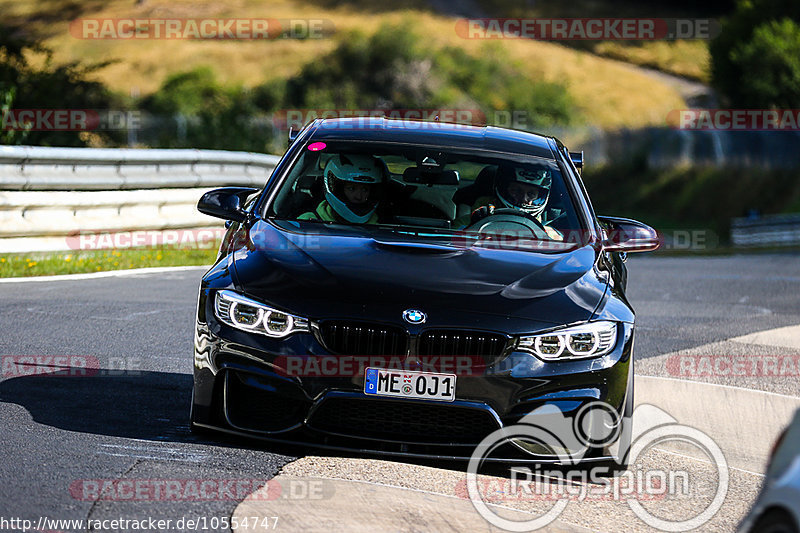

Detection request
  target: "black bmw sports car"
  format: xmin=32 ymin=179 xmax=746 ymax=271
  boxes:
xmin=190 ymin=117 xmax=659 ymax=464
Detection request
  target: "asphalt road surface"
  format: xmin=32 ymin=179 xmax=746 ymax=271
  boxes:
xmin=0 ymin=253 xmax=798 ymax=532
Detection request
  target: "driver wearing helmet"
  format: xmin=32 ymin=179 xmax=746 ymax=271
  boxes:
xmin=467 ymin=164 xmax=563 ymax=240
xmin=298 ymin=154 xmax=384 ymax=224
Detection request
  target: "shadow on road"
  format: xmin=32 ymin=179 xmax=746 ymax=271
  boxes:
xmin=0 ymin=366 xmax=574 ymax=480
xmin=0 ymin=366 xmax=309 ymax=461
xmin=0 ymin=368 xmax=198 ymax=441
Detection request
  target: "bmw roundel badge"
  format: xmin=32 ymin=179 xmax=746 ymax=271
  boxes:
xmin=403 ymin=309 xmax=426 ymax=324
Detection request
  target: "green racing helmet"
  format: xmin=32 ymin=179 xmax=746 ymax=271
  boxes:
xmin=323 ymin=154 xmax=385 ymax=223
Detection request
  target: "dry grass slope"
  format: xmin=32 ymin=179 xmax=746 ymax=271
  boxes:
xmin=2 ymin=0 xmax=687 ymax=128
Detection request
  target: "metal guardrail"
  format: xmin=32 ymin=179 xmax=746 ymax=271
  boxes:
xmin=0 ymin=146 xmax=280 ymax=253
xmin=731 ymin=214 xmax=800 ymax=247
xmin=0 ymin=145 xmax=279 ymax=190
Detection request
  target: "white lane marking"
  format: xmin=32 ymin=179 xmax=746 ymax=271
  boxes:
xmin=652 ymin=447 xmax=766 ymax=478
xmin=98 ymin=443 xmax=207 ymax=463
xmin=729 ymin=324 xmax=800 ymax=350
xmin=100 ymin=444 xmax=187 ymax=451
xmin=635 ymin=374 xmax=800 ymax=401
xmin=98 ymin=452 xmax=205 ymax=463
xmin=256 ymin=474 xmax=590 ymax=529
xmin=88 ymin=309 xmax=165 ymax=321
xmin=0 ymin=265 xmax=208 ymax=284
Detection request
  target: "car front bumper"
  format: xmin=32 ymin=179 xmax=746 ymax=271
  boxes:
xmin=191 ymin=288 xmax=635 ymax=463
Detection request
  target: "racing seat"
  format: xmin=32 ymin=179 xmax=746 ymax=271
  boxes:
xmin=453 ymin=165 xmax=496 ymax=208
xmin=284 ymin=174 xmax=323 ymax=218
xmin=452 ymin=165 xmax=497 ymax=220
xmin=393 ymin=167 xmax=459 ymax=221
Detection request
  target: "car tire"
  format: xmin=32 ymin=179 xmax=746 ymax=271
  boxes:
xmin=606 ymin=374 xmax=635 ymax=473
xmin=189 ymin=389 xmax=214 ymax=437
xmin=574 ymin=381 xmax=634 ymax=477
xmin=751 ymin=509 xmax=800 ymax=533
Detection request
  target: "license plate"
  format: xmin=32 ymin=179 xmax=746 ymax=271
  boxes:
xmin=364 ymin=368 xmax=456 ymax=402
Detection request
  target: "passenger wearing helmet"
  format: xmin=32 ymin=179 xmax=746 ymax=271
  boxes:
xmin=298 ymin=154 xmax=384 ymax=224
xmin=466 ymin=164 xmax=563 ymax=240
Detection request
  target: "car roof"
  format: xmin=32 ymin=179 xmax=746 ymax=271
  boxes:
xmin=306 ymin=117 xmax=557 ymax=159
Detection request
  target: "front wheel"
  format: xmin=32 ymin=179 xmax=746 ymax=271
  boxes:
xmin=750 ymin=509 xmax=800 ymax=533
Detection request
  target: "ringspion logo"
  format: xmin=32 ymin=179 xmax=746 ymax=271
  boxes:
xmin=466 ymin=403 xmax=728 ymax=531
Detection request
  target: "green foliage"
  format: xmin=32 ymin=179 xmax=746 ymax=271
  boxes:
xmin=433 ymin=44 xmax=574 ymax=127
xmin=0 ymin=85 xmax=30 ymax=145
xmin=710 ymin=0 xmax=800 ymax=107
xmin=729 ymin=18 xmax=800 ymax=108
xmin=0 ymin=24 xmax=122 ymax=146
xmin=266 ymin=22 xmax=576 ymax=128
xmin=140 ymin=67 xmax=274 ymax=152
xmin=143 ymin=67 xmax=222 ymax=115
xmin=280 ymin=24 xmax=441 ymax=109
xmin=129 ymin=22 xmax=577 ymax=151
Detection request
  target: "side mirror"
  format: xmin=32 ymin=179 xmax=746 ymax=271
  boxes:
xmin=197 ymin=187 xmax=259 ymax=223
xmin=569 ymin=151 xmax=584 ymax=173
xmin=598 ymin=216 xmax=660 ymax=252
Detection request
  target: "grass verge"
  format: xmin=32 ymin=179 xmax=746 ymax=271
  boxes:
xmin=2 ymin=233 xmax=796 ymax=280
xmin=0 ymin=248 xmax=217 ymax=278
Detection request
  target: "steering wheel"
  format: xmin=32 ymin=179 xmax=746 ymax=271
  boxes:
xmin=464 ymin=208 xmax=550 ymax=240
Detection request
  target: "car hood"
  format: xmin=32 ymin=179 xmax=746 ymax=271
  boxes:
xmin=231 ymin=221 xmax=609 ymax=331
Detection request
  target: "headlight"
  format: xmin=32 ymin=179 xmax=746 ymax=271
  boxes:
xmin=214 ymin=290 xmax=309 ymax=338
xmin=517 ymin=321 xmax=617 ymax=360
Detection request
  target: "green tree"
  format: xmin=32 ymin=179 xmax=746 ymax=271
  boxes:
xmin=269 ymin=22 xmax=575 ymax=128
xmin=710 ymin=0 xmax=800 ymax=107
xmin=729 ymin=18 xmax=800 ymax=108
xmin=0 ymin=24 xmax=121 ymax=146
xmin=0 ymin=85 xmax=31 ymax=144
xmin=280 ymin=23 xmax=440 ymax=110
xmin=140 ymin=67 xmax=272 ymax=152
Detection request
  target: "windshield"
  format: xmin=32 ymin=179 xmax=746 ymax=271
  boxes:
xmin=266 ymin=140 xmax=584 ymax=246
